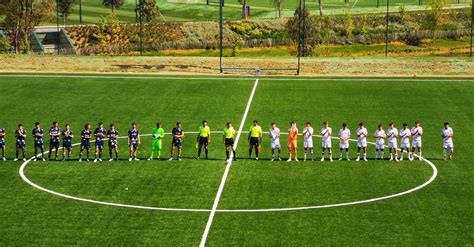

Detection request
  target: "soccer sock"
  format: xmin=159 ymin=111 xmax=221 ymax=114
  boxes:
xmin=329 ymin=152 xmax=332 ymax=159
xmin=255 ymin=148 xmax=259 ymax=158
xmin=381 ymin=151 xmax=384 ymax=159
xmin=322 ymin=151 xmax=325 ymax=158
xmin=357 ymin=152 xmax=360 ymax=158
xmin=304 ymin=151 xmax=307 ymax=160
xmin=198 ymin=148 xmax=202 ymax=157
xmin=16 ymin=150 xmax=19 ymax=159
xmin=233 ymin=150 xmax=236 ymax=159
xmin=79 ymin=153 xmax=82 ymax=159
xmin=110 ymin=149 xmax=113 ymax=159
xmin=339 ymin=150 xmax=343 ymax=158
xmin=157 ymin=150 xmax=161 ymax=158
xmin=22 ymin=150 xmax=26 ymax=158
xmin=99 ymin=153 xmax=102 ymax=159
xmin=390 ymin=152 xmax=393 ymax=159
xmin=271 ymin=151 xmax=274 ymax=158
xmin=443 ymin=148 xmax=447 ymax=158
xmin=346 ymin=151 xmax=349 ymax=159
xmin=375 ymin=151 xmax=378 ymax=159
xmin=226 ymin=150 xmax=229 ymax=159
xmin=363 ymin=153 xmax=367 ymax=159
xmin=150 ymin=150 xmax=154 ymax=158
xmin=34 ymin=148 xmax=38 ymax=158
xmin=311 ymin=150 xmax=314 ymax=159
xmin=249 ymin=148 xmax=252 ymax=157
xmin=115 ymin=151 xmax=118 ymax=159
xmin=205 ymin=149 xmax=208 ymax=158
xmin=95 ymin=153 xmax=98 ymax=159
xmin=419 ymin=151 xmax=422 ymax=158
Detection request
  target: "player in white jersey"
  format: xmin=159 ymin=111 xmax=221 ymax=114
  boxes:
xmin=338 ymin=123 xmax=351 ymax=161
xmin=374 ymin=124 xmax=387 ymax=160
xmin=399 ymin=123 xmax=412 ymax=161
xmin=411 ymin=121 xmax=423 ymax=160
xmin=441 ymin=122 xmax=454 ymax=161
xmin=356 ymin=122 xmax=368 ymax=162
xmin=387 ymin=122 xmax=399 ymax=162
xmin=320 ymin=121 xmax=333 ymax=162
xmin=269 ymin=123 xmax=282 ymax=161
xmin=303 ymin=121 xmax=314 ymax=161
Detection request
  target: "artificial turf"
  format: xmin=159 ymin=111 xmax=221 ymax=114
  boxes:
xmin=0 ymin=75 xmax=473 ymax=245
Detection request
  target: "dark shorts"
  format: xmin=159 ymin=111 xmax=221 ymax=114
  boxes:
xmin=95 ymin=140 xmax=104 ymax=149
xmin=199 ymin=136 xmax=209 ymax=145
xmin=81 ymin=141 xmax=90 ymax=149
xmin=63 ymin=141 xmax=72 ymax=150
xmin=0 ymin=143 xmax=4 ymax=148
xmin=50 ymin=140 xmax=60 ymax=148
xmin=225 ymin=138 xmax=234 ymax=147
xmin=34 ymin=142 xmax=44 ymax=149
xmin=172 ymin=140 xmax=182 ymax=148
xmin=16 ymin=142 xmax=26 ymax=150
xmin=129 ymin=143 xmax=138 ymax=149
xmin=109 ymin=140 xmax=118 ymax=148
xmin=249 ymin=137 xmax=260 ymax=146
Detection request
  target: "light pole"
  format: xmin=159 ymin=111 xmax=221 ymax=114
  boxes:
xmin=385 ymin=0 xmax=390 ymax=57
xmin=79 ymin=0 xmax=82 ymax=24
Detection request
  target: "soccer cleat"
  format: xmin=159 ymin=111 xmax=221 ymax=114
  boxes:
xmin=109 ymin=158 xmax=114 ymax=162
xmin=33 ymin=158 xmax=37 ymax=162
xmin=178 ymin=157 xmax=182 ymax=161
xmin=128 ymin=158 xmax=132 ymax=162
xmin=255 ymin=157 xmax=259 ymax=161
xmin=2 ymin=157 xmax=5 ymax=161
xmin=364 ymin=158 xmax=368 ymax=162
xmin=271 ymin=158 xmax=274 ymax=162
xmin=147 ymin=158 xmax=152 ymax=161
xmin=42 ymin=158 xmax=46 ymax=162
xmin=134 ymin=158 xmax=139 ymax=161
xmin=14 ymin=158 xmax=18 ymax=161
xmin=320 ymin=157 xmax=324 ymax=162
xmin=396 ymin=158 xmax=399 ymax=162
xmin=418 ymin=157 xmax=422 ymax=161
xmin=169 ymin=157 xmax=174 ymax=161
xmin=278 ymin=157 xmax=282 ymax=161
xmin=197 ymin=157 xmax=200 ymax=160
xmin=287 ymin=158 xmax=292 ymax=162
xmin=86 ymin=159 xmax=90 ymax=162
xmin=78 ymin=158 xmax=82 ymax=162
xmin=347 ymin=158 xmax=351 ymax=161
xmin=356 ymin=157 xmax=360 ymax=162
xmin=99 ymin=159 xmax=103 ymax=162
xmin=23 ymin=158 xmax=27 ymax=161
xmin=389 ymin=158 xmax=393 ymax=161
xmin=295 ymin=158 xmax=299 ymax=162
xmin=330 ymin=158 xmax=333 ymax=162
xmin=94 ymin=159 xmax=97 ymax=163
xmin=338 ymin=157 xmax=343 ymax=161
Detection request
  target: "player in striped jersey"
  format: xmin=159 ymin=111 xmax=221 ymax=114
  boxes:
xmin=48 ymin=121 xmax=61 ymax=160
xmin=62 ymin=124 xmax=73 ymax=161
xmin=128 ymin=122 xmax=141 ymax=161
xmin=93 ymin=122 xmax=107 ymax=162
xmin=32 ymin=122 xmax=45 ymax=161
xmin=0 ymin=127 xmax=5 ymax=161
xmin=108 ymin=124 xmax=119 ymax=161
xmin=14 ymin=124 xmax=27 ymax=161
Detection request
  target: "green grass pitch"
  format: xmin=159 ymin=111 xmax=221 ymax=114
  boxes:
xmin=0 ymin=74 xmax=473 ymax=245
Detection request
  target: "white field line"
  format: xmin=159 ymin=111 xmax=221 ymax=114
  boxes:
xmin=0 ymin=74 xmax=473 ymax=82
xmin=19 ymin=129 xmax=437 ymax=213
xmin=199 ymin=79 xmax=260 ymax=247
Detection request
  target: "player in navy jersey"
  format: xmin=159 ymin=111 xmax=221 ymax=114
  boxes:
xmin=128 ymin=122 xmax=140 ymax=161
xmin=79 ymin=123 xmax=92 ymax=162
xmin=14 ymin=124 xmax=27 ymax=161
xmin=107 ymin=124 xmax=119 ymax=161
xmin=48 ymin=121 xmax=61 ymax=160
xmin=93 ymin=122 xmax=107 ymax=162
xmin=0 ymin=127 xmax=6 ymax=161
xmin=62 ymin=124 xmax=74 ymax=161
xmin=32 ymin=122 xmax=46 ymax=161
xmin=170 ymin=122 xmax=184 ymax=161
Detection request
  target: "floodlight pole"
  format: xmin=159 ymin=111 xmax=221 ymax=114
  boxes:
xmin=139 ymin=1 xmax=143 ymax=56
xmin=385 ymin=0 xmax=390 ymax=57
xmin=79 ymin=0 xmax=82 ymax=24
xmin=297 ymin=0 xmax=304 ymax=75
xmin=56 ymin=0 xmax=60 ymax=55
xmin=470 ymin=0 xmax=473 ymax=57
xmin=135 ymin=0 xmax=138 ymax=22
xmin=219 ymin=0 xmax=223 ymax=73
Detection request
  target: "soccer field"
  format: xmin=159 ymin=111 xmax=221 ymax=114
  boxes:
xmin=0 ymin=74 xmax=473 ymax=245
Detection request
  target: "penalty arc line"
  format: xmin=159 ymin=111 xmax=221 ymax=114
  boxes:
xmin=199 ymin=79 xmax=259 ymax=247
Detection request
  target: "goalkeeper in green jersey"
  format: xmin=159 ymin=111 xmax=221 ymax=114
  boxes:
xmin=148 ymin=122 xmax=164 ymax=160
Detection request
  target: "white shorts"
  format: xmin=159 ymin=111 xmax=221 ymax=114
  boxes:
xmin=322 ymin=141 xmax=332 ymax=148
xmin=412 ymin=140 xmax=422 ymax=148
xmin=401 ymin=142 xmax=410 ymax=149
xmin=271 ymin=141 xmax=281 ymax=150
xmin=376 ymin=144 xmax=385 ymax=149
xmin=443 ymin=141 xmax=454 ymax=149
xmin=388 ymin=142 xmax=398 ymax=149
xmin=304 ymin=140 xmax=313 ymax=148
xmin=357 ymin=141 xmax=367 ymax=148
xmin=339 ymin=142 xmax=349 ymax=149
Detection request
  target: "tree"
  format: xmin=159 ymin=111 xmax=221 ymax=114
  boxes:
xmin=270 ymin=0 xmax=284 ymax=18
xmin=286 ymin=4 xmax=317 ymax=56
xmin=317 ymin=0 xmax=323 ymax=16
xmin=58 ymin=0 xmax=77 ymax=25
xmin=137 ymin=0 xmax=159 ymax=22
xmin=423 ymin=0 xmax=448 ymax=43
xmin=0 ymin=0 xmax=54 ymax=53
xmin=102 ymin=0 xmax=124 ymax=13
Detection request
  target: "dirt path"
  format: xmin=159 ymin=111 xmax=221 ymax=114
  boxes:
xmin=0 ymin=55 xmax=473 ymax=77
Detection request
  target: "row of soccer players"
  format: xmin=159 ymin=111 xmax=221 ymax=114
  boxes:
xmin=0 ymin=120 xmax=454 ymax=162
xmin=245 ymin=120 xmax=454 ymax=162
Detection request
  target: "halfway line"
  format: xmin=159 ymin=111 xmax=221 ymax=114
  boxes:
xmin=199 ymin=79 xmax=260 ymax=246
